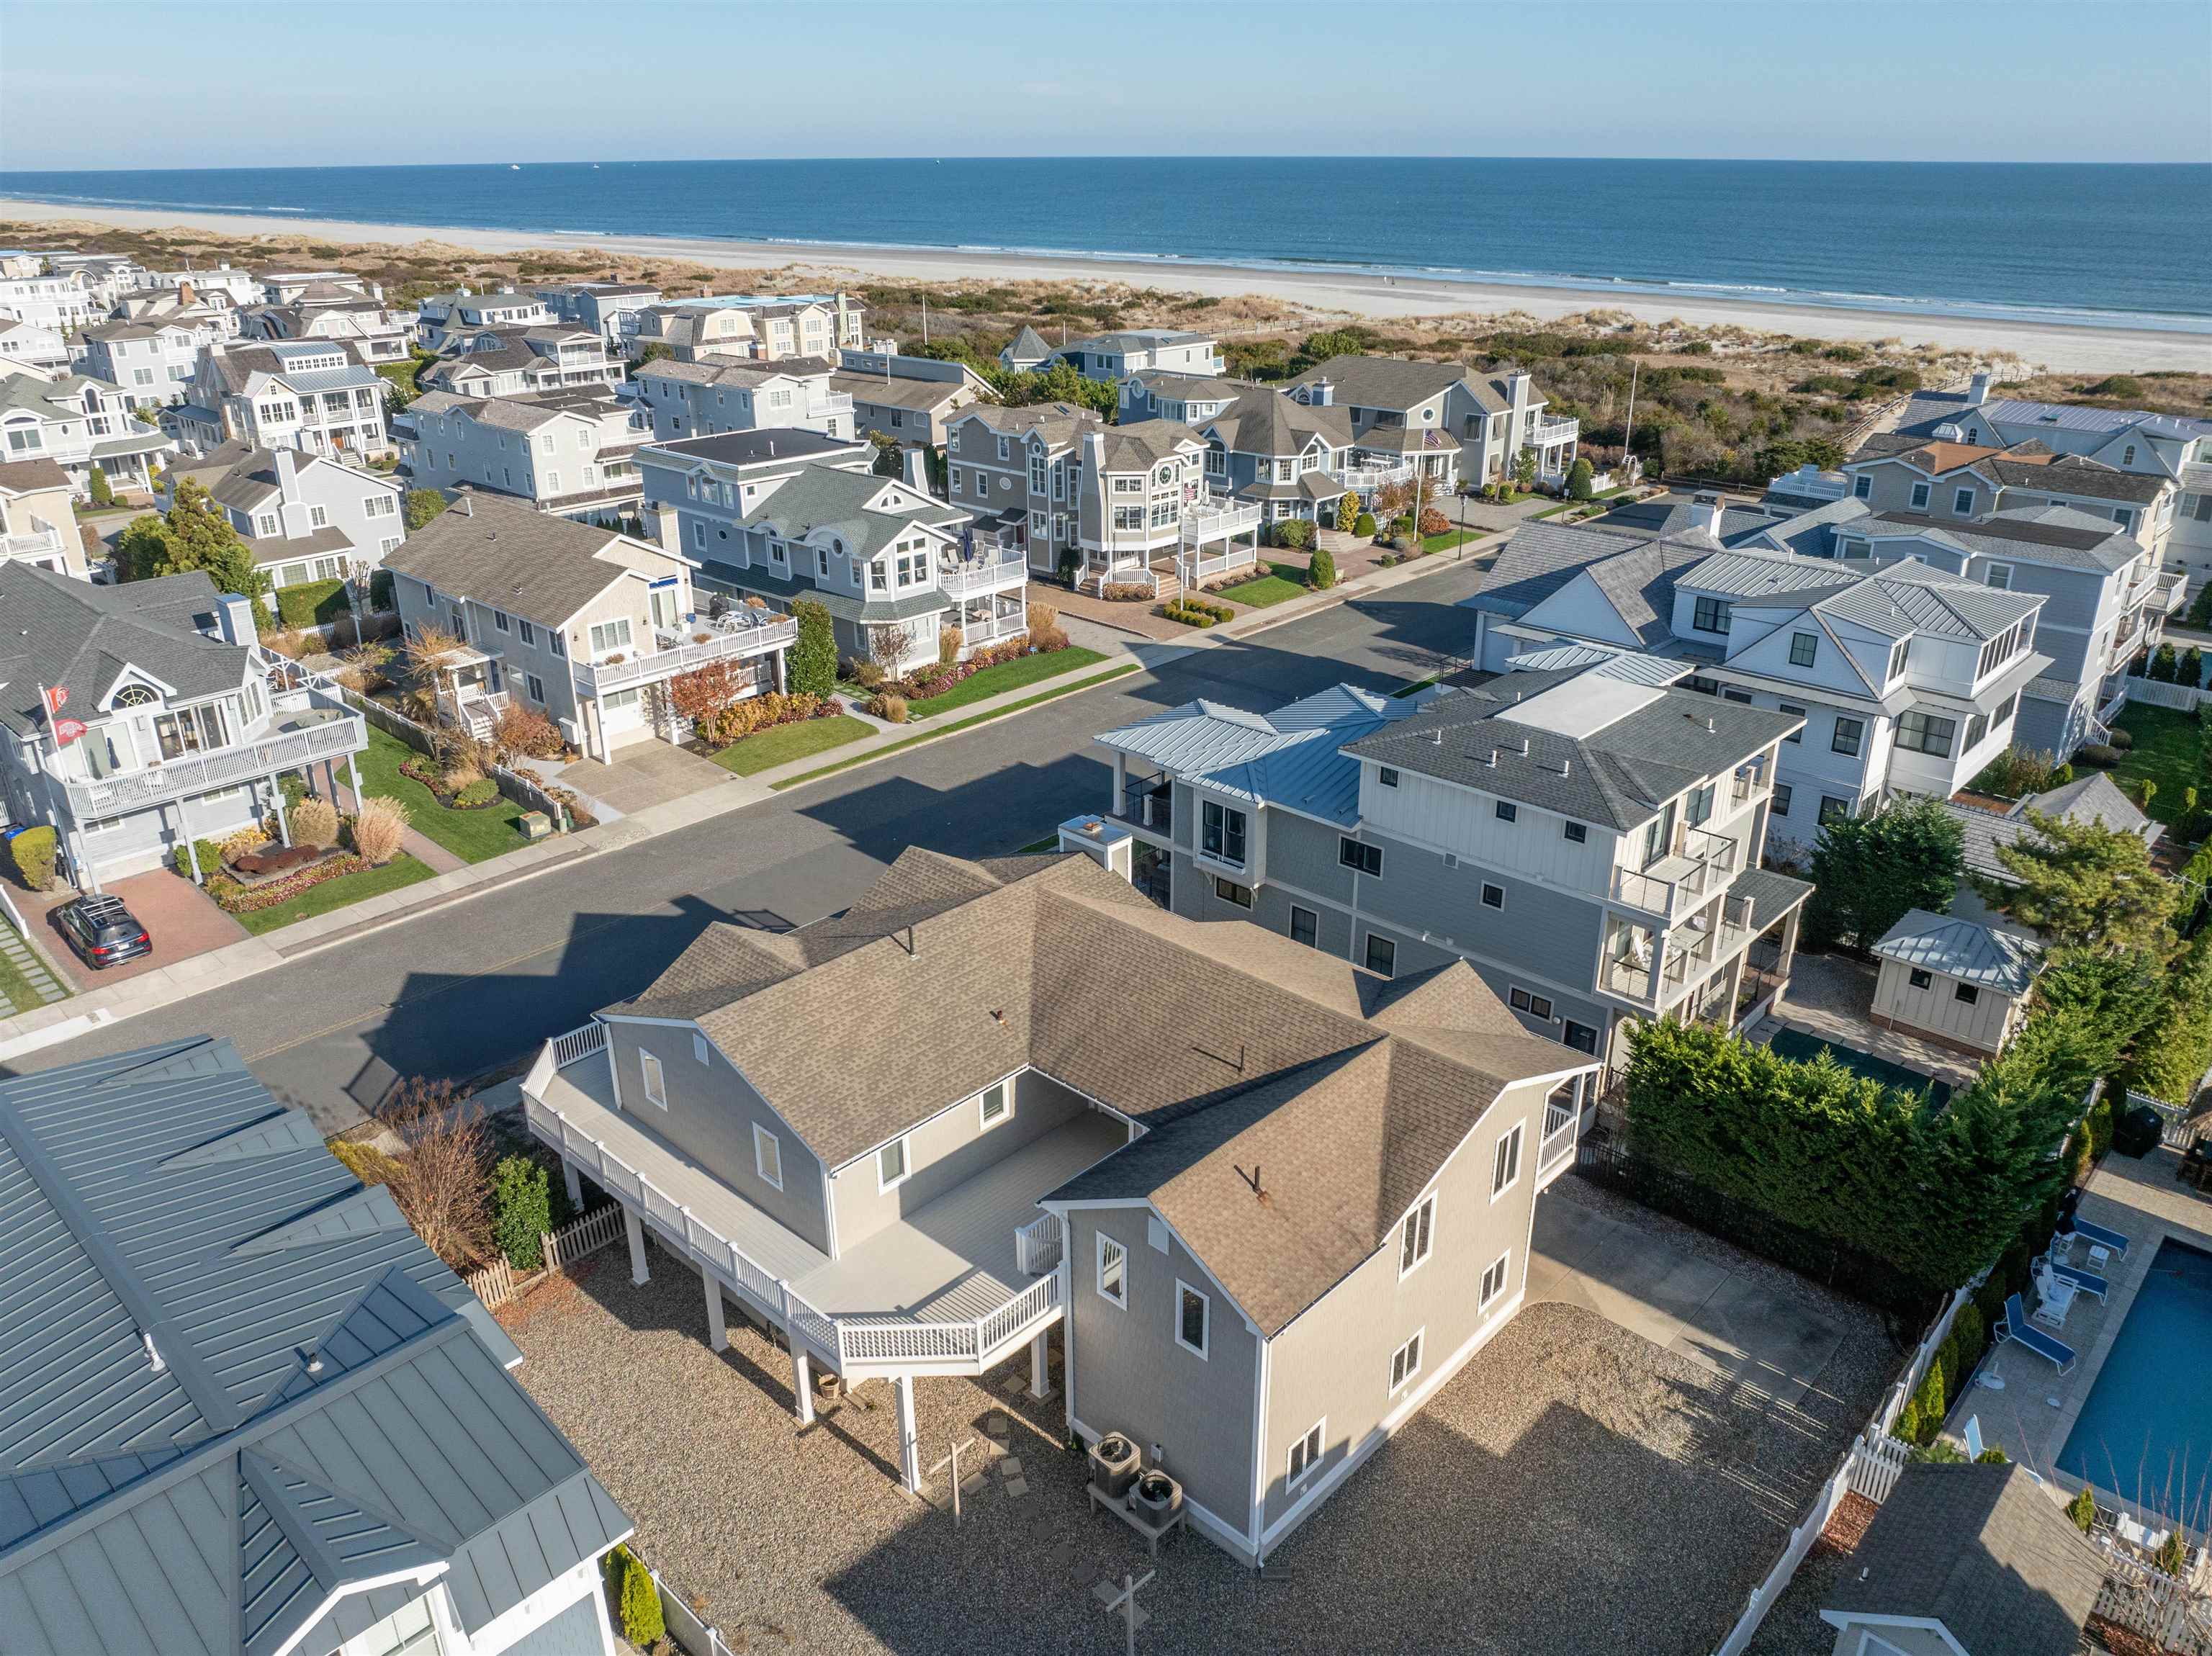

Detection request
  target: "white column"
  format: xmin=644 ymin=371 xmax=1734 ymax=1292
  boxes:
xmin=562 ymin=1158 xmax=582 ymax=1207
xmin=792 ymin=1346 xmax=816 ymax=1426
xmin=894 ymin=1372 xmax=922 ymax=1493
xmin=1111 ymin=750 xmax=1128 ymax=816
xmin=703 ymin=1272 xmax=727 ymax=1352
xmin=1029 ymin=1328 xmax=1054 ymax=1400
xmin=623 ymin=1206 xmax=649 ymax=1286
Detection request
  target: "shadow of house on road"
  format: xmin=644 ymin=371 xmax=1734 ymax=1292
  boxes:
xmin=820 ymin=1395 xmax=1786 ymax=1656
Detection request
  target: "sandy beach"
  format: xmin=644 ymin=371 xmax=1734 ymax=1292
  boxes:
xmin=2 ymin=195 xmax=2201 ymax=377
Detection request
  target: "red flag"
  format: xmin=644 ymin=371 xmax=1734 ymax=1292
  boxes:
xmin=41 ymin=685 xmax=66 ymax=714
xmin=53 ymin=718 xmax=86 ymax=746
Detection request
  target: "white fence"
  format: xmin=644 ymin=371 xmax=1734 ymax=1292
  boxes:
xmin=2131 ymin=1087 xmax=2200 ymax=1149
xmin=463 ymin=1201 xmax=628 ymax=1310
xmin=1015 ymin=1211 xmax=1063 ymax=1274
xmin=641 ymin=1556 xmax=742 ymax=1656
xmin=2096 ymin=1549 xmax=2212 ymax=1655
xmin=2123 ymin=677 xmax=2211 ymax=712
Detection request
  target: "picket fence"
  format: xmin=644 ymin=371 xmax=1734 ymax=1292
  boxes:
xmin=2123 ymin=677 xmax=2211 ymax=713
xmin=349 ymin=690 xmax=575 ymax=831
xmin=2096 ymin=1549 xmax=2212 ymax=1655
xmin=464 ymin=1202 xmax=626 ymax=1310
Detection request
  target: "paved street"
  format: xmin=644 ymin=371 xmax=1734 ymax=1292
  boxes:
xmin=12 ymin=557 xmax=1495 ymax=1130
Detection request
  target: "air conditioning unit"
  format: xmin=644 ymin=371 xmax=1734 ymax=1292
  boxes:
xmin=1130 ymin=1468 xmax=1184 ymax=1523
xmin=1088 ymin=1432 xmax=1141 ymax=1500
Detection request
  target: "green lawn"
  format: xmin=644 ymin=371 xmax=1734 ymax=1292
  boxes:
xmin=231 ymin=853 xmax=439 ymax=935
xmin=907 ymin=646 xmax=1107 ymax=719
xmin=2110 ymin=703 xmax=2206 ymax=824
xmin=1420 ymin=528 xmax=1482 ymax=554
xmin=353 ymin=724 xmax=531 ymax=863
xmin=1214 ymin=563 xmax=1312 ymax=609
xmin=0 ymin=939 xmax=56 ymax=1015
xmin=712 ymin=714 xmax=873 ymax=775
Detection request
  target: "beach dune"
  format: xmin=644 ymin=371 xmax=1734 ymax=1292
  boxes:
xmin=0 ymin=196 xmax=2198 ymax=377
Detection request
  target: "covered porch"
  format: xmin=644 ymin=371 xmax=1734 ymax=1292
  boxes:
xmin=521 ymin=1027 xmax=1123 ymax=1494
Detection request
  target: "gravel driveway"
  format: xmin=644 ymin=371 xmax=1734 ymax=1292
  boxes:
xmin=504 ymin=1213 xmax=1893 ymax=1656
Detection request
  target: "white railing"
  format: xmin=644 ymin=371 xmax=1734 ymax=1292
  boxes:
xmin=1338 ymin=459 xmax=1416 ymax=493
xmin=1531 ymin=415 xmax=1579 ymax=449
xmin=2096 ymin=1550 xmax=2212 ymax=1655
xmin=572 ymin=615 xmax=796 ymax=696
xmin=1537 ymin=1107 xmax=1578 ymax=1186
xmin=1179 ymin=541 xmax=1260 ymax=587
xmin=938 ymin=548 xmax=1028 ymax=598
xmin=1015 ymin=1211 xmax=1064 ymax=1274
xmin=2125 ymin=678 xmax=2211 ymax=713
xmin=1179 ymin=499 xmax=1262 ymax=546
xmin=552 ymin=1020 xmax=608 ymax=1068
xmin=835 ymin=1272 xmax=1061 ymax=1372
xmin=0 ymin=527 xmax=64 ymax=563
xmin=64 ymin=708 xmax=365 ymax=816
xmin=2159 ymin=572 xmax=2189 ymax=615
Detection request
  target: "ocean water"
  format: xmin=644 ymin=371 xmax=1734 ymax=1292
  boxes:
xmin=3 ymin=157 xmax=2207 ymax=332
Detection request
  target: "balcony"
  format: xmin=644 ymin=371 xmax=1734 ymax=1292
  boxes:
xmin=1121 ymin=776 xmax=1172 ymax=834
xmin=63 ymin=703 xmax=364 ymax=818
xmin=2159 ymin=571 xmax=2188 ymax=615
xmin=1531 ymin=415 xmax=1580 ymax=450
xmin=572 ymin=610 xmax=798 ymax=697
xmin=1607 ymin=825 xmax=1740 ymax=920
xmin=1337 ymin=459 xmax=1416 ymax=494
xmin=1180 ymin=498 xmax=1262 ymax=548
xmin=938 ymin=545 xmax=1028 ymax=598
xmin=523 ymin=1032 xmax=1120 ymax=1380
xmin=0 ymin=526 xmax=66 ymax=565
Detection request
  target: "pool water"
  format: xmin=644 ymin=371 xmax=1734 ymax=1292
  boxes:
xmin=2058 ymin=1237 xmax=2212 ymax=1516
xmin=1764 ymin=1027 xmax=1953 ymax=1109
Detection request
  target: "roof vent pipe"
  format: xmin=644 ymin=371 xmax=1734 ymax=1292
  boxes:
xmin=142 ymin=1329 xmax=165 ymax=1373
xmin=1706 ymin=716 xmax=1716 ymax=732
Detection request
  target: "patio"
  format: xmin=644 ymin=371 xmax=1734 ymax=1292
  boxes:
xmin=1748 ymin=951 xmax=1981 ymax=1093
xmin=27 ymin=867 xmax=246 ymax=991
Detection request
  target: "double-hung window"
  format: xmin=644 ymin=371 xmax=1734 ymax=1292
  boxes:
xmin=1691 ymin=596 xmax=1732 ymax=634
xmin=1287 ymin=1421 xmax=1323 ymax=1488
xmin=1398 ymin=1194 xmax=1434 ymax=1277
xmin=1289 ymin=905 xmax=1318 ymax=948
xmin=1479 ymin=1251 xmax=1510 ymax=1308
xmin=1200 ymin=799 xmax=1246 ymax=865
xmin=1831 ymin=716 xmax=1864 ymax=757
xmin=1097 ymin=1233 xmax=1127 ymax=1308
xmin=1909 ymin=482 xmax=1930 ymax=510
xmin=1389 ymin=1331 xmax=1424 ymax=1394
xmin=589 ymin=618 xmax=631 ymax=657
xmin=752 ymin=1123 xmax=783 ymax=1190
xmin=1492 ymin=1122 xmax=1524 ymax=1199
xmin=1954 ymin=487 xmax=1977 ymax=516
xmin=639 ymin=1050 xmax=667 ymax=1109
xmin=1174 ymin=1282 xmax=1209 ymax=1358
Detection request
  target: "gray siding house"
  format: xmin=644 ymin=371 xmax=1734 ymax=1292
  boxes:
xmin=945 ymin=401 xmax=1102 ymax=577
xmin=0 ymin=1035 xmax=633 ymax=1656
xmin=1093 ymin=665 xmax=1812 ymax=1077
xmin=1284 ymin=355 xmax=1575 ymax=491
xmin=520 ymin=848 xmax=1598 ymax=1565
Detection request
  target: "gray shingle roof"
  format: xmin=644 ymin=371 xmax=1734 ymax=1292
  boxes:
xmin=1946 ymin=771 xmax=2160 ymax=883
xmin=1343 ymin=667 xmax=1797 ymax=831
xmin=1466 ymin=519 xmax=1647 ymax=616
xmin=613 ymin=850 xmax=1588 ymax=1337
xmin=0 ymin=456 xmax=70 ymax=494
xmin=1864 ymin=505 xmax=2143 ymax=573
xmin=1094 ymin=418 xmax=1204 ymax=472
xmin=1285 ymin=354 xmax=1469 ymax=409
xmin=1822 ymin=1463 xmax=2103 ymax=1656
xmin=1002 ymin=325 xmax=1053 ymax=364
xmin=382 ymin=492 xmax=652 ymax=629
xmin=0 ymin=562 xmax=243 ymax=737
xmin=0 ymin=1037 xmax=629 ymax=1656
xmin=953 ymin=400 xmax=1101 ymax=451
xmin=737 ymin=463 xmax=966 ymax=559
xmin=1871 ymin=909 xmax=2042 ymax=994
xmin=1198 ymin=388 xmax=1352 ymax=456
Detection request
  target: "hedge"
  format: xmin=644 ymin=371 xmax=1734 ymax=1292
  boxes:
xmin=606 ymin=1547 xmax=663 ymax=1647
xmin=274 ymin=578 xmax=351 ymax=630
xmin=6 ymin=825 xmax=56 ymax=891
xmin=490 ymin=1156 xmax=552 ymax=1271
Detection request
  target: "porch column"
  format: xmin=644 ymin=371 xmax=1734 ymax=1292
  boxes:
xmin=72 ymin=829 xmax=102 ymax=896
xmin=271 ymin=779 xmax=292 ymax=847
xmin=347 ymin=752 xmax=364 ymax=815
xmin=792 ymin=1346 xmax=816 ymax=1426
xmin=1777 ymin=907 xmax=1802 ymax=976
xmin=623 ymin=1206 xmax=649 ymax=1286
xmin=562 ymin=1158 xmax=582 ymax=1207
xmin=173 ymin=804 xmax=202 ymax=884
xmin=703 ymin=1272 xmax=728 ymax=1354
xmin=1029 ymin=1328 xmax=1054 ymax=1401
xmin=894 ymin=1372 xmax=922 ymax=1493
xmin=1111 ymin=750 xmax=1128 ymax=816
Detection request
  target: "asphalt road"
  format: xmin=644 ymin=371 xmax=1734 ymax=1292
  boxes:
xmin=16 ymin=557 xmax=1494 ymax=1130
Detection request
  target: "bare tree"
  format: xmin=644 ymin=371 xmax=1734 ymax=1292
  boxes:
xmin=870 ymin=620 xmax=916 ymax=673
xmin=376 ymin=1077 xmax=493 ymax=1269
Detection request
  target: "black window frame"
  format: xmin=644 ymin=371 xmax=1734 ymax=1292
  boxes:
xmin=1288 ymin=904 xmax=1318 ymax=948
xmin=1779 ymin=701 xmax=1806 ymax=743
xmin=1480 ymin=882 xmax=1506 ymax=911
xmin=1495 ymin=800 xmax=1518 ymax=823
xmin=1954 ymin=982 xmax=1981 ymax=1006
xmin=1563 ymin=821 xmax=1587 ymax=844
xmin=1831 ymin=716 xmax=1863 ymax=757
xmin=1895 ymin=710 xmax=1955 ymax=757
xmin=1363 ymin=932 xmax=1395 ymax=977
xmin=1213 ymin=876 xmax=1254 ymax=909
xmin=1377 ymin=765 xmax=1399 ymax=788
xmin=1772 ymin=782 xmax=1793 ymax=817
xmin=1907 ymin=968 xmax=1933 ymax=991
xmin=1338 ymin=836 xmax=1382 ymax=877
xmin=1789 ymin=631 xmax=1819 ymax=667
xmin=1563 ymin=1020 xmax=1598 ymax=1054
xmin=1691 ymin=595 xmax=1732 ymax=635
xmin=1201 ymin=798 xmax=1247 ymax=865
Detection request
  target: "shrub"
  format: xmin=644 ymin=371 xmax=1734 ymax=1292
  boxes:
xmin=171 ymin=836 xmax=231 ymax=879
xmin=849 ymin=659 xmax=886 ymax=692
xmin=274 ymin=578 xmax=351 ymax=631
xmin=787 ymin=598 xmax=837 ymax=698
xmin=1566 ymin=457 xmax=1595 ymax=500
xmin=2189 ymin=582 xmax=2212 ymax=628
xmin=696 ymin=690 xmax=824 ymax=747
xmin=403 ymin=489 xmax=448 ymax=531
xmin=1029 ymin=623 xmax=1071 ymax=651
xmin=1907 ymin=1356 xmax=1946 ymax=1444
xmin=1894 ymin=1396 xmax=1920 ymax=1445
xmin=1974 ymin=1446 xmax=2009 ymax=1464
xmin=2106 ymin=724 xmax=2135 ymax=752
xmin=1101 ymin=582 xmax=1154 ymax=601
xmin=2087 ymin=374 xmax=2144 ymax=400
xmin=88 ymin=464 xmax=112 ymax=507
xmin=369 ymin=569 xmax=395 ymax=611
xmin=1335 ymin=492 xmax=1360 ymax=533
xmin=6 ymin=825 xmax=56 ymax=891
xmin=2067 ymin=1487 xmax=2098 ymax=1533
xmin=2181 ymin=647 xmax=2204 ymax=689
xmin=349 ymin=796 xmax=409 ymax=865
xmin=2155 ymin=1529 xmax=2190 ymax=1576
xmin=453 ymin=778 xmax=500 ymax=807
xmin=1969 ymin=746 xmax=2062 ymax=799
xmin=2074 ymin=742 xmax=2120 ymax=769
xmin=289 ymin=796 xmax=339 ymax=848
xmin=1354 ymin=511 xmax=1377 ymax=537
xmin=1307 ymin=548 xmax=1336 ymax=590
xmin=2149 ymin=644 xmax=2180 ymax=684
xmin=1029 ymin=601 xmax=1058 ymax=636
xmin=375 ymin=1077 xmax=491 ymax=1269
xmin=1275 ymin=518 xmax=1313 ymax=551
xmin=867 ymin=693 xmax=909 ymax=723
xmin=1909 ymin=1438 xmax=1966 ymax=1464
xmin=938 ymin=625 xmax=962 ymax=667
xmin=606 ymin=1546 xmax=664 ymax=1648
xmin=491 ymin=703 xmax=564 ymax=760
xmin=490 ymin=1155 xmax=552 ymax=1271
xmin=1389 ymin=534 xmax=1415 ymax=553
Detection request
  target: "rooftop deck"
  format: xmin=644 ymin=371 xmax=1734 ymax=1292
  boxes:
xmin=526 ymin=1043 xmax=1121 ymax=1377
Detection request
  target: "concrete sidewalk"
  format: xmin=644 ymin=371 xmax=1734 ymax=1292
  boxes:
xmin=0 ymin=544 xmax=1501 ymax=1066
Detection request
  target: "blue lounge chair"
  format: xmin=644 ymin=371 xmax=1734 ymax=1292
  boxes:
xmin=2001 ymin=1293 xmax=2077 ymax=1374
xmin=2047 ymin=1260 xmax=2110 ymax=1300
xmin=2064 ymin=1218 xmax=2131 ymax=1258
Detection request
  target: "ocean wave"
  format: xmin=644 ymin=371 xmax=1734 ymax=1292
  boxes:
xmin=2 ymin=192 xmax=307 ymax=214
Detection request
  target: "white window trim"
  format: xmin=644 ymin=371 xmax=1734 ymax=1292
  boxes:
xmin=1096 ymin=1231 xmax=1128 ymax=1309
xmin=638 ymin=1049 xmax=666 ymax=1110
xmin=752 ymin=1122 xmax=784 ymax=1191
xmin=1480 ymin=1248 xmax=1511 ymax=1309
xmin=877 ymin=1135 xmax=910 ymax=1193
xmin=1174 ymin=1279 xmax=1210 ymax=1359
xmin=978 ymin=1079 xmax=1012 ymax=1133
xmin=1398 ymin=1193 xmax=1435 ymax=1279
xmin=1491 ymin=1122 xmax=1524 ymax=1201
xmin=1286 ymin=1418 xmax=1325 ymax=1490
xmin=692 ymin=1031 xmax=710 ymax=1066
xmin=1388 ymin=1328 xmax=1425 ymax=1395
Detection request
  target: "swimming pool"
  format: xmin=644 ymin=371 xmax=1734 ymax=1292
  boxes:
xmin=1764 ymin=1027 xmax=1953 ymax=1109
xmin=2058 ymin=1237 xmax=2212 ymax=1516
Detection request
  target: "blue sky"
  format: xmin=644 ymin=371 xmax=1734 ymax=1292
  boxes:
xmin=3 ymin=1 xmax=2206 ymax=171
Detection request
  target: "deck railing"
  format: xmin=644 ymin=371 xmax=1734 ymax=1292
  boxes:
xmin=1015 ymin=1211 xmax=1064 ymax=1274
xmin=572 ymin=616 xmax=796 ymax=696
xmin=938 ymin=547 xmax=1028 ymax=598
xmin=835 ymin=1272 xmax=1061 ymax=1370
xmin=63 ymin=707 xmax=365 ymax=816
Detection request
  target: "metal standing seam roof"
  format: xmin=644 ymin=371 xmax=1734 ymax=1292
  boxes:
xmin=1871 ymin=909 xmax=2043 ymax=995
xmin=0 ymin=1036 xmax=630 ymax=1656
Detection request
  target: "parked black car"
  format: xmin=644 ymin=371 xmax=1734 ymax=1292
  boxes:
xmin=55 ymin=894 xmax=150 ymax=968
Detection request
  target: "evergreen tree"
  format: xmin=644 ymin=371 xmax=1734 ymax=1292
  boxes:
xmin=404 ymin=489 xmax=449 ymax=531
xmin=112 ymin=479 xmax=271 ymax=629
xmin=1803 ymin=796 xmax=1965 ymax=950
xmin=1566 ymin=456 xmax=1595 ymax=500
xmin=787 ymin=598 xmax=837 ymax=698
xmin=1987 ymin=809 xmax=2180 ymax=954
xmin=2149 ymin=642 xmax=2179 ymax=683
xmin=2125 ymin=941 xmax=2212 ymax=1104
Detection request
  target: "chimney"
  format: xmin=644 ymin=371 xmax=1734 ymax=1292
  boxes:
xmin=1967 ymin=371 xmax=1992 ymax=407
xmin=178 ymin=278 xmax=196 ymax=308
xmin=1507 ymin=369 xmax=1532 ymax=405
xmin=212 ymin=592 xmax=256 ymax=644
xmin=1308 ymin=377 xmax=1334 ymax=407
xmin=456 ymin=484 xmax=474 ymax=518
xmin=1690 ymin=494 xmax=1725 ymax=539
xmin=901 ymin=446 xmax=928 ymax=491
